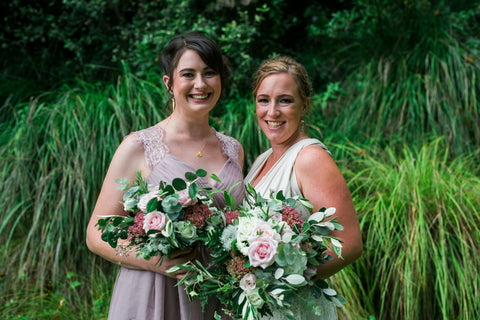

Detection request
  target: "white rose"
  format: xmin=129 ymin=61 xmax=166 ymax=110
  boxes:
xmin=239 ymin=273 xmax=257 ymax=291
xmin=246 ymin=288 xmax=264 ymax=309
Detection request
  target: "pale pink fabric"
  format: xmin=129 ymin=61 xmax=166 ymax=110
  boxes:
xmin=107 ymin=125 xmax=244 ymax=320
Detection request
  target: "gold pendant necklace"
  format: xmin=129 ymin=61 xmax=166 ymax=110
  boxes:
xmin=196 ymin=129 xmax=212 ymax=157
xmin=163 ymin=115 xmax=212 ymax=158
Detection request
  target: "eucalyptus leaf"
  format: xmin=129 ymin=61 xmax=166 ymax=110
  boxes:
xmin=284 ymin=274 xmax=305 ymax=285
xmin=196 ymin=168 xmax=207 ymax=177
xmin=308 ymin=211 xmax=325 ymax=222
xmin=324 ymin=207 xmax=336 ymax=217
xmin=322 ymin=288 xmax=337 ymax=296
xmin=274 ymin=268 xmax=284 ymax=279
xmin=172 ymin=178 xmax=187 ymax=190
xmin=270 ymin=288 xmax=285 ymax=296
xmin=188 ymin=183 xmax=198 ymax=200
xmin=185 ymin=172 xmax=197 ymax=181
xmin=275 ymin=190 xmax=285 ymax=201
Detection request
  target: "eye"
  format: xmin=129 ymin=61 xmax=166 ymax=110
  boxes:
xmin=181 ymin=72 xmax=194 ymax=78
xmin=256 ymin=98 xmax=269 ymax=104
xmin=280 ymin=98 xmax=293 ymax=104
xmin=204 ymin=70 xmax=217 ymax=77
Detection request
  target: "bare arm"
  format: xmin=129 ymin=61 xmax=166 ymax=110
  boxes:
xmin=86 ymin=134 xmax=195 ymax=278
xmin=295 ymin=145 xmax=363 ymax=278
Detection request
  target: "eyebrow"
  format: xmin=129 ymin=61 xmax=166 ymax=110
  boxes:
xmin=256 ymin=94 xmax=294 ymax=98
xmin=178 ymin=67 xmax=213 ymax=73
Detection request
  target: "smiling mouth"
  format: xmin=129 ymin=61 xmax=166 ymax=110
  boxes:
xmin=190 ymin=93 xmax=210 ymax=100
xmin=266 ymin=121 xmax=285 ymax=128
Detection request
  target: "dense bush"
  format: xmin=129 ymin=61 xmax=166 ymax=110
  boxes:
xmin=1 ymin=1 xmax=480 ymax=319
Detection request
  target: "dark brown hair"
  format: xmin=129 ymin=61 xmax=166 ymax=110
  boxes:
xmin=160 ymin=32 xmax=230 ymax=96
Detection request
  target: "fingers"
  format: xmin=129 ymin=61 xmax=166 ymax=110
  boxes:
xmin=169 ymin=247 xmax=194 ymax=259
xmin=160 ymin=249 xmax=197 ymax=278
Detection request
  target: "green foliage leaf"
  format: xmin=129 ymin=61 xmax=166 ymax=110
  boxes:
xmin=172 ymin=178 xmax=187 ymax=191
xmin=196 ymin=168 xmax=207 ymax=177
xmin=188 ymin=183 xmax=198 ymax=200
xmin=147 ymin=197 xmax=158 ymax=213
xmin=185 ymin=172 xmax=197 ymax=181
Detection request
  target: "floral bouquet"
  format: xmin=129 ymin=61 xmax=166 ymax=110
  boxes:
xmin=96 ymin=169 xmax=222 ymax=264
xmin=171 ymin=185 xmax=347 ymax=320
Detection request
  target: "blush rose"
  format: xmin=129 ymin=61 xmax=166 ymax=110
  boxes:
xmin=177 ymin=189 xmax=197 ymax=207
xmin=143 ymin=211 xmax=167 ymax=236
xmin=248 ymin=236 xmax=278 ymax=269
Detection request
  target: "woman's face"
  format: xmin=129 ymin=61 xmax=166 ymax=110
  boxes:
xmin=164 ymin=49 xmax=222 ymax=117
xmin=255 ymin=73 xmax=308 ymax=147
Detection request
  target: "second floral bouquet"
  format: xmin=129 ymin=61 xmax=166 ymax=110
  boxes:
xmin=171 ymin=184 xmax=347 ymax=320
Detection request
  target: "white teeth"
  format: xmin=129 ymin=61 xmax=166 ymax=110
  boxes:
xmin=191 ymin=94 xmax=208 ymax=99
xmin=267 ymin=121 xmax=283 ymax=128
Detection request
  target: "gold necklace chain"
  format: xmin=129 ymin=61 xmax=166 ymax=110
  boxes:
xmin=163 ymin=116 xmax=212 ymax=158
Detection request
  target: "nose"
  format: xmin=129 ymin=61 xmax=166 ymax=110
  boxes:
xmin=194 ymin=74 xmax=207 ymax=90
xmin=266 ymin=102 xmax=280 ymax=117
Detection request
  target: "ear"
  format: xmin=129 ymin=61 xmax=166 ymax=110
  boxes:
xmin=162 ymin=75 xmax=171 ymax=93
xmin=302 ymin=98 xmax=310 ymax=116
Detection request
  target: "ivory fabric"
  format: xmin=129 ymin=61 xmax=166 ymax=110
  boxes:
xmin=244 ymin=138 xmax=338 ymax=320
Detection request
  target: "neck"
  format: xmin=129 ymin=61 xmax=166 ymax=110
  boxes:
xmin=269 ymin=131 xmax=308 ymax=160
xmin=163 ymin=110 xmax=211 ymax=138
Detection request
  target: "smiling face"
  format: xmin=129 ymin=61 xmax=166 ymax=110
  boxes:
xmin=255 ymin=73 xmax=308 ymax=148
xmin=163 ymin=49 xmax=222 ymax=117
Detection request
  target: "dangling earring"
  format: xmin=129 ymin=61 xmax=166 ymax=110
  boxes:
xmin=171 ymin=96 xmax=175 ymax=112
xmin=300 ymin=119 xmax=305 ymax=132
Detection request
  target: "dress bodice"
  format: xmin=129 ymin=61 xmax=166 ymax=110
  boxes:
xmin=244 ymin=138 xmax=330 ymax=219
xmin=133 ymin=125 xmax=245 ymax=209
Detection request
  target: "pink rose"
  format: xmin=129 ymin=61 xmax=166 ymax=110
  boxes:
xmin=143 ymin=211 xmax=167 ymax=236
xmin=177 ymin=189 xmax=198 ymax=207
xmin=252 ymin=222 xmax=276 ymax=238
xmin=239 ymin=273 xmax=257 ymax=291
xmin=138 ymin=191 xmax=160 ymax=213
xmin=248 ymin=237 xmax=278 ymax=269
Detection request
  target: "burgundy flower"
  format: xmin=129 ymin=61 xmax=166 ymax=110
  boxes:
xmin=183 ymin=204 xmax=213 ymax=230
xmin=224 ymin=210 xmax=240 ymax=225
xmin=226 ymin=254 xmax=253 ymax=279
xmin=128 ymin=211 xmax=146 ymax=242
xmin=281 ymin=206 xmax=304 ymax=231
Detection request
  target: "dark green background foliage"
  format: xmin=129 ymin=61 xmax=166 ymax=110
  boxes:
xmin=1 ymin=1 xmax=480 ymax=319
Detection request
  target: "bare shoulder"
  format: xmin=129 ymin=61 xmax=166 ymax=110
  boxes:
xmin=295 ymin=144 xmax=336 ymax=170
xmin=109 ymin=133 xmax=147 ymax=175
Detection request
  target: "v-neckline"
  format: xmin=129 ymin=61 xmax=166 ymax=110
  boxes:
xmin=155 ymin=125 xmax=230 ymax=187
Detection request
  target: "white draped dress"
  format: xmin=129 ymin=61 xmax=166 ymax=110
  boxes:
xmin=244 ymin=138 xmax=339 ymax=320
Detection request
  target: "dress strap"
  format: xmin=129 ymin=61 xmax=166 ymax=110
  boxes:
xmin=133 ymin=126 xmax=169 ymax=169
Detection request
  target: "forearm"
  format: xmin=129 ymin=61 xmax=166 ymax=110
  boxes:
xmin=315 ymin=241 xmax=363 ymax=279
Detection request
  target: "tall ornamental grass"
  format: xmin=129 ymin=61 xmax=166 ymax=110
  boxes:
xmin=334 ymin=139 xmax=480 ymax=320
xmin=322 ymin=32 xmax=480 ymax=156
xmin=0 ymin=69 xmax=168 ymax=292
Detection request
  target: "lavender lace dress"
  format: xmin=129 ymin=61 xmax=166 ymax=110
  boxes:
xmin=107 ymin=125 xmax=245 ymax=320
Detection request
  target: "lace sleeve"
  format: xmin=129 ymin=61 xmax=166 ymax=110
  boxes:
xmin=133 ymin=126 xmax=169 ymax=169
xmin=214 ymin=130 xmax=241 ymax=165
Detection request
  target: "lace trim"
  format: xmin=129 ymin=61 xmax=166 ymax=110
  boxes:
xmin=133 ymin=126 xmax=240 ymax=170
xmin=133 ymin=126 xmax=169 ymax=169
xmin=214 ymin=130 xmax=240 ymax=164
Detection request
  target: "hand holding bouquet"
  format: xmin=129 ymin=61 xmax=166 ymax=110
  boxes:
xmin=174 ymin=185 xmax=347 ymax=320
xmin=96 ymin=169 xmax=221 ymax=265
